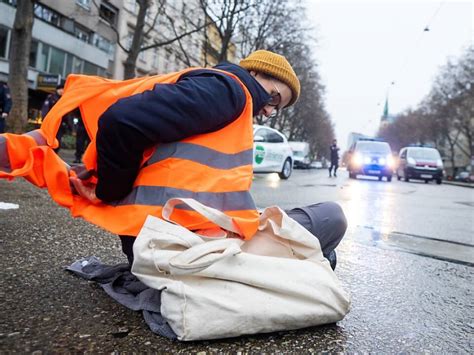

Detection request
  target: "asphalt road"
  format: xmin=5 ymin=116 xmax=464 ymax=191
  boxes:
xmin=0 ymin=168 xmax=473 ymax=352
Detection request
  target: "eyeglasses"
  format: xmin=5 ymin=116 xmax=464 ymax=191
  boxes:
xmin=267 ymin=80 xmax=282 ymax=110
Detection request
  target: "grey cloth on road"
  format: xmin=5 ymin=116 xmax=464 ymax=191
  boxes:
xmin=67 ymin=257 xmax=177 ymax=340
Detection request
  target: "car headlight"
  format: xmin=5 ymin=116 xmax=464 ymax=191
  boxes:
xmin=363 ymin=156 xmax=371 ymax=164
xmin=436 ymin=159 xmax=443 ymax=168
xmin=407 ymin=157 xmax=416 ymax=166
xmin=379 ymin=157 xmax=386 ymax=165
xmin=352 ymin=153 xmax=363 ymax=167
xmin=387 ymin=155 xmax=395 ymax=168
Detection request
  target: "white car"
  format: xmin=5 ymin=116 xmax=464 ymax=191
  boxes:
xmin=253 ymin=124 xmax=293 ymax=179
xmin=289 ymin=141 xmax=311 ymax=168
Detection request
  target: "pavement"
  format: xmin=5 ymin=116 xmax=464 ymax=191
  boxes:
xmin=1 ymin=168 xmax=473 ymax=352
xmin=443 ymin=180 xmax=474 ymax=188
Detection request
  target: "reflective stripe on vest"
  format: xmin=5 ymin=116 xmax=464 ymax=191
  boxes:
xmin=145 ymin=142 xmax=254 ymax=170
xmin=112 ymin=186 xmax=256 ymax=211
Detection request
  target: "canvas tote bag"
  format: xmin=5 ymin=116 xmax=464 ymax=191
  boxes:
xmin=131 ymin=198 xmax=351 ymax=341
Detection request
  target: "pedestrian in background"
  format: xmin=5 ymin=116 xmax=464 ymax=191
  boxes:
xmin=329 ymin=139 xmax=340 ymax=177
xmin=0 ymin=81 xmax=12 ymax=133
xmin=72 ymin=111 xmax=88 ymax=164
xmin=41 ymin=83 xmax=72 ymax=152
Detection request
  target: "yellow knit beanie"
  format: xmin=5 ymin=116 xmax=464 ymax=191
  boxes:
xmin=240 ymin=50 xmax=300 ymax=107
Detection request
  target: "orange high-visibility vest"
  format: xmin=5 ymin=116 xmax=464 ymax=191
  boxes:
xmin=0 ymin=68 xmax=260 ymax=239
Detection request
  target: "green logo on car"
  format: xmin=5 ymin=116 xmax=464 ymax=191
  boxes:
xmin=255 ymin=145 xmax=265 ymax=164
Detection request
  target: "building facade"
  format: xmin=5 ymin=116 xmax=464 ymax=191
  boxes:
xmin=0 ymin=0 xmax=238 ymax=119
xmin=0 ymin=0 xmax=119 ymax=119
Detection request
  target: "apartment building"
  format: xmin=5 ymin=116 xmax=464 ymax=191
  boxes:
xmin=0 ymin=0 xmax=238 ymax=117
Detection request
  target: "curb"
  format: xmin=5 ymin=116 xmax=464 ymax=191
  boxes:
xmin=443 ymin=180 xmax=474 ymax=188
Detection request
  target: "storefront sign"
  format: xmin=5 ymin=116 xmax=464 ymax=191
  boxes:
xmin=37 ymin=74 xmax=61 ymax=92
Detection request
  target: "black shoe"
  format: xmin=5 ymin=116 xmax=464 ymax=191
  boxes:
xmin=334 ymin=173 xmax=337 ymax=177
xmin=326 ymin=250 xmax=337 ymax=270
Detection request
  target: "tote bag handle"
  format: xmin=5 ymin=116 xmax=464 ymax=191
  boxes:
xmin=162 ymin=198 xmax=242 ymax=235
xmin=168 ymin=238 xmax=243 ymax=275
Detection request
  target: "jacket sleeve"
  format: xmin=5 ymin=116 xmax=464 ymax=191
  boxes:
xmin=95 ymin=72 xmax=246 ymax=202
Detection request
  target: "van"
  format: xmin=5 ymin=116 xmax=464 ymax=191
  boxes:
xmin=289 ymin=141 xmax=311 ymax=169
xmin=347 ymin=139 xmax=395 ymax=181
xmin=397 ymin=146 xmax=443 ymax=184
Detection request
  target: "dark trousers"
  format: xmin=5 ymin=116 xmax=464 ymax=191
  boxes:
xmin=329 ymin=162 xmax=338 ymax=176
xmin=0 ymin=116 xmax=5 ymax=133
xmin=120 ymin=202 xmax=347 ymax=266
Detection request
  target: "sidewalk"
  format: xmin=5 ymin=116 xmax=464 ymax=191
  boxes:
xmin=443 ymin=180 xmax=474 ymax=188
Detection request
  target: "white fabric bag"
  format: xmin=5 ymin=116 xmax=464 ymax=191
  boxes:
xmin=132 ymin=198 xmax=350 ymax=341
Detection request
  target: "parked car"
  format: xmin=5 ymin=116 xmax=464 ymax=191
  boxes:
xmin=289 ymin=141 xmax=311 ymax=169
xmin=454 ymin=171 xmax=474 ymax=183
xmin=253 ymin=125 xmax=293 ymax=179
xmin=347 ymin=139 xmax=395 ymax=181
xmin=397 ymin=146 xmax=443 ymax=184
xmin=311 ymin=161 xmax=323 ymax=169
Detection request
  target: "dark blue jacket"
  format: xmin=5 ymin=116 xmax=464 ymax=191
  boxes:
xmin=0 ymin=82 xmax=12 ymax=114
xmin=330 ymin=144 xmax=339 ymax=164
xmin=96 ymin=62 xmax=271 ymax=202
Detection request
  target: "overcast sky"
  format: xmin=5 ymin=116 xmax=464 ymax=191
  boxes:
xmin=305 ymin=0 xmax=473 ymax=150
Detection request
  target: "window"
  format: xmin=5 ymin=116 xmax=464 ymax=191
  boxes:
xmin=34 ymin=4 xmax=61 ymax=27
xmin=29 ymin=40 xmax=38 ymax=67
xmin=64 ymin=54 xmax=74 ymax=76
xmin=83 ymin=61 xmax=106 ymax=76
xmin=75 ymin=26 xmax=91 ymax=43
xmin=72 ymin=57 xmax=83 ymax=74
xmin=61 ymin=18 xmax=75 ymax=33
xmin=99 ymin=2 xmax=118 ymax=26
xmin=409 ymin=148 xmax=441 ymax=160
xmin=254 ymin=129 xmax=271 ymax=142
xmin=267 ymin=131 xmax=284 ymax=143
xmin=49 ymin=47 xmax=66 ymax=76
xmin=0 ymin=26 xmax=9 ymax=59
xmin=75 ymin=0 xmax=91 ymax=10
xmin=126 ymin=32 xmax=134 ymax=51
xmin=356 ymin=141 xmax=391 ymax=154
xmin=152 ymin=48 xmax=159 ymax=69
xmin=92 ymin=33 xmax=114 ymax=55
xmin=37 ymin=43 xmax=50 ymax=72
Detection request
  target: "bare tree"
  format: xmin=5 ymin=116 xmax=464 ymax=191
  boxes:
xmin=199 ymin=0 xmax=256 ymax=62
xmin=8 ymin=0 xmax=35 ymax=133
xmin=235 ymin=0 xmax=333 ymax=160
xmin=377 ymin=46 xmax=473 ymax=175
xmin=93 ymin=0 xmax=214 ymax=79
